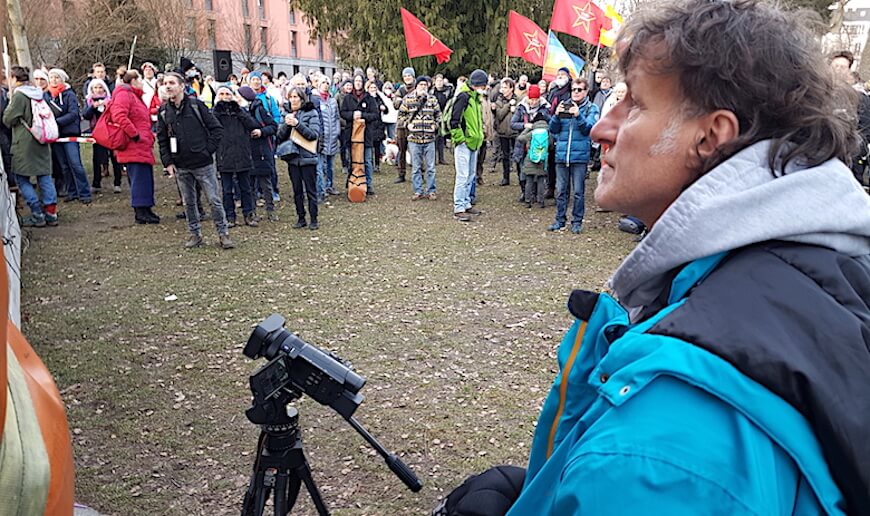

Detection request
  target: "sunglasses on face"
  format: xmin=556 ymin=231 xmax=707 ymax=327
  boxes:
xmin=572 ymin=87 xmax=587 ymax=92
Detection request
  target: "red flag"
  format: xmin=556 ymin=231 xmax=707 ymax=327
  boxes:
xmin=400 ymin=8 xmax=453 ymax=64
xmin=506 ymin=11 xmax=547 ymax=67
xmin=550 ymin=0 xmax=613 ymax=45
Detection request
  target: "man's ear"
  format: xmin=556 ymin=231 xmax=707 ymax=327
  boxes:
xmin=696 ymin=109 xmax=739 ymax=160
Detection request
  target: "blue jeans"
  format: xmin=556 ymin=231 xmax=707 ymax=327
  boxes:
xmin=409 ymin=141 xmax=436 ymax=195
xmin=177 ymin=163 xmax=228 ymax=236
xmin=322 ymin=154 xmax=336 ymax=190
xmin=364 ymin=147 xmax=374 ymax=187
xmin=316 ymin=154 xmax=326 ymax=199
xmin=16 ymin=174 xmax=57 ymax=215
xmin=453 ymin=143 xmax=478 ymax=213
xmin=53 ymin=142 xmax=91 ymax=201
xmin=555 ymin=162 xmax=587 ymax=226
xmin=384 ymin=123 xmax=396 ymax=140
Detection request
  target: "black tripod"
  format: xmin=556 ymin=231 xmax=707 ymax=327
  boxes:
xmin=242 ymin=406 xmax=329 ymax=516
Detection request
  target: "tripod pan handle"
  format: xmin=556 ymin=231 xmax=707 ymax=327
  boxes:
xmin=386 ymin=454 xmax=422 ymax=492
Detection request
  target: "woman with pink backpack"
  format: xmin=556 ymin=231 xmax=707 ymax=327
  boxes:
xmin=3 ymin=66 xmax=57 ymax=226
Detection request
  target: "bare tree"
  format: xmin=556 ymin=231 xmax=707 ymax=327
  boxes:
xmin=221 ymin=9 xmax=273 ymax=70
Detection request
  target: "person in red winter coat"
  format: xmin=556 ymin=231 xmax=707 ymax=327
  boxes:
xmin=112 ymin=70 xmax=160 ymax=224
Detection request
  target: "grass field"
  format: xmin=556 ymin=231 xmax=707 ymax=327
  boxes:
xmin=20 ymin=157 xmax=635 ymax=515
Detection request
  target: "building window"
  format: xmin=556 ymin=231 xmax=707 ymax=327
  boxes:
xmin=260 ymin=27 xmax=268 ymax=53
xmin=290 ymin=30 xmax=297 ymax=57
xmin=183 ymin=0 xmax=192 ymax=8
xmin=244 ymin=24 xmax=252 ymax=52
xmin=207 ymin=20 xmax=217 ymax=49
xmin=288 ymin=9 xmax=296 ymax=24
xmin=204 ymin=0 xmax=212 ymax=10
xmin=257 ymin=0 xmax=265 ymax=19
xmin=186 ymin=17 xmax=197 ymax=48
xmin=317 ymin=36 xmax=324 ymax=61
xmin=241 ymin=0 xmax=249 ymax=18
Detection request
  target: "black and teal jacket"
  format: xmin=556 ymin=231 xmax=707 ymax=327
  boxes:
xmin=510 ymin=141 xmax=870 ymax=515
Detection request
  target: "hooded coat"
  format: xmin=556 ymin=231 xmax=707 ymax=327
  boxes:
xmin=46 ymin=86 xmax=81 ymax=137
xmin=276 ymin=101 xmax=321 ymax=167
xmin=508 ymin=141 xmax=870 ymax=515
xmin=2 ymin=85 xmax=52 ymax=177
xmin=111 ymin=84 xmax=156 ymax=165
xmin=340 ymin=90 xmax=381 ymax=148
xmin=213 ymin=100 xmax=259 ymax=174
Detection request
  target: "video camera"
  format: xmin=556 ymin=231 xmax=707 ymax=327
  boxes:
xmin=244 ymin=314 xmax=365 ymax=423
xmin=241 ymin=314 xmax=421 ymax=516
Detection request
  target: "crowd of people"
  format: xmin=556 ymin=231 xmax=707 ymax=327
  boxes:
xmin=0 ymin=42 xmax=866 ymax=249
xmin=0 ymin=54 xmax=635 ymax=249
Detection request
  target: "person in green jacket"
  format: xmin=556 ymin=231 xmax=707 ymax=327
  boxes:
xmin=2 ymin=66 xmax=57 ymax=227
xmin=449 ymin=69 xmax=486 ymax=222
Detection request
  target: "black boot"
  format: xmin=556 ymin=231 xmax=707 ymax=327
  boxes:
xmin=393 ymin=174 xmax=406 ymax=184
xmin=517 ymin=180 xmax=526 ymax=202
xmin=134 ymin=207 xmax=148 ymax=224
xmin=144 ymin=207 xmax=160 ymax=224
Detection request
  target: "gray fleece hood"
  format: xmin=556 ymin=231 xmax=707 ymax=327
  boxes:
xmin=610 ymin=140 xmax=870 ymax=317
xmin=15 ymin=85 xmax=45 ymax=100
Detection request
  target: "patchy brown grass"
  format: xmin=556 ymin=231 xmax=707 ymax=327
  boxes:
xmin=21 ymin=159 xmax=634 ymax=515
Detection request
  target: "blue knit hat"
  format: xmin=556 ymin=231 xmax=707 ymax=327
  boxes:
xmin=248 ymin=71 xmax=263 ymax=79
xmin=402 ymin=67 xmax=415 ymax=78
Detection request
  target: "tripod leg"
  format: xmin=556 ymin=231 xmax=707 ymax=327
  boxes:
xmin=273 ymin=472 xmax=289 ymax=515
xmin=285 ymin=473 xmax=302 ymax=514
xmin=296 ymin=462 xmax=330 ymax=516
xmin=241 ymin=470 xmax=270 ymax=516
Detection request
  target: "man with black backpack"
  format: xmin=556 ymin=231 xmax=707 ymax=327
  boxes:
xmin=157 ymin=72 xmax=233 ymax=249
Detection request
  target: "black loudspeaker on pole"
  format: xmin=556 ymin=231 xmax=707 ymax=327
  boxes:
xmin=213 ymin=50 xmax=233 ymax=82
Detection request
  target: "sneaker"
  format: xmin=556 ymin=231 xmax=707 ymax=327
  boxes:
xmin=454 ymin=211 xmax=472 ymax=222
xmin=272 ymin=193 xmax=281 ymax=203
xmin=326 ymin=187 xmax=340 ymax=196
xmin=547 ymin=222 xmax=565 ymax=232
xmin=427 ymin=192 xmax=437 ymax=201
xmin=226 ymin=218 xmax=237 ymax=228
xmin=63 ymin=196 xmax=78 ymax=203
xmin=309 ymin=221 xmax=319 ymax=230
xmin=499 ymin=178 xmax=510 ymax=186
xmin=466 ymin=207 xmax=481 ymax=215
xmin=113 ymin=185 xmax=122 ymax=194
xmin=45 ymin=214 xmax=58 ymax=226
xmin=21 ymin=213 xmax=46 ymax=227
xmin=256 ymin=199 xmax=265 ymax=207
xmin=267 ymin=211 xmax=279 ymax=222
xmin=367 ymin=188 xmax=376 ymax=195
xmin=185 ymin=234 xmax=204 ymax=248
xmin=293 ymin=220 xmax=307 ymax=229
xmin=80 ymin=198 xmax=92 ymax=205
xmin=393 ymin=176 xmax=406 ymax=184
xmin=244 ymin=214 xmax=259 ymax=227
xmin=92 ymin=186 xmax=102 ymax=192
xmin=411 ymin=193 xmax=424 ymax=201
xmin=219 ymin=234 xmax=235 ymax=249
xmin=571 ymin=223 xmax=583 ymax=234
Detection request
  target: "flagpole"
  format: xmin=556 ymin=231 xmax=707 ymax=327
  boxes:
xmin=127 ymin=35 xmax=138 ymax=70
xmin=505 ymin=55 xmax=509 ymax=78
xmin=594 ymin=43 xmax=601 ymax=69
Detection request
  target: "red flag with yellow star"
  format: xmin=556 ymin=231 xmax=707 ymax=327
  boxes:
xmin=506 ymin=11 xmax=547 ymax=67
xmin=400 ymin=8 xmax=453 ymax=64
xmin=550 ymin=0 xmax=613 ymax=45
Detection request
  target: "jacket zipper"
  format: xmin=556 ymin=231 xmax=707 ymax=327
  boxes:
xmin=546 ymin=321 xmax=587 ymax=458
